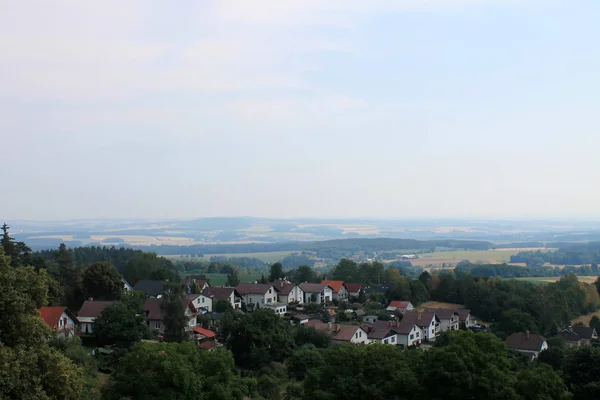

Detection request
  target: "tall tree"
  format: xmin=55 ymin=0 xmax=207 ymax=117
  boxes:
xmin=227 ymin=267 xmax=240 ymax=286
xmin=94 ymin=302 xmax=148 ymax=348
xmin=160 ymin=284 xmax=188 ymax=342
xmin=332 ymin=259 xmax=359 ymax=282
xmin=269 ymin=262 xmax=285 ymax=281
xmin=1 ymin=223 xmax=32 ymax=267
xmin=292 ymin=265 xmax=316 ymax=284
xmin=81 ymin=261 xmax=123 ymax=301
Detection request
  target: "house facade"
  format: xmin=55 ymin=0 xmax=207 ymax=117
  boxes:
xmin=263 ymin=302 xmax=287 ymax=315
xmin=201 ymin=287 xmax=242 ymax=310
xmin=187 ymin=293 xmax=213 ymax=312
xmin=363 ymin=320 xmax=399 ymax=345
xmin=39 ymin=306 xmax=78 ymax=338
xmin=425 ymin=308 xmax=459 ymax=332
xmin=321 ymin=280 xmax=348 ymax=301
xmin=299 ymin=283 xmax=333 ymax=304
xmin=77 ymin=300 xmax=115 ymax=334
xmin=272 ymin=279 xmax=304 ymax=304
xmin=396 ymin=322 xmax=422 ymax=347
xmin=236 ymin=283 xmax=276 ymax=306
xmin=344 ymin=283 xmax=363 ymax=299
xmin=402 ymin=310 xmax=440 ymax=342
xmin=457 ymin=309 xmax=475 ymax=328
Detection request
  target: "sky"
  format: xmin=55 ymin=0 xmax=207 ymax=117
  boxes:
xmin=1 ymin=0 xmax=600 ymax=220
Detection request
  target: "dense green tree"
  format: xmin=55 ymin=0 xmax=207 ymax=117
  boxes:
xmin=269 ymin=262 xmax=285 ymax=281
xmin=409 ymin=279 xmax=430 ymax=306
xmin=1 ymin=223 xmax=32 ymax=267
xmin=161 ymin=284 xmax=188 ymax=342
xmin=331 ymin=259 xmax=359 ymax=283
xmin=498 ymin=308 xmax=539 ymax=336
xmin=227 ymin=268 xmax=240 ymax=286
xmin=94 ymin=302 xmax=148 ymax=347
xmin=516 ymin=364 xmax=571 ymax=400
xmin=287 ymin=345 xmax=325 ymax=380
xmin=291 ymin=325 xmax=332 ymax=349
xmin=590 ymin=315 xmax=600 ymax=332
xmin=123 ymin=252 xmax=179 ymax=285
xmin=81 ymin=261 xmax=123 ymax=301
xmin=563 ymin=346 xmax=600 ymax=399
xmin=291 ymin=265 xmax=316 ymax=284
xmin=215 ymin=299 xmax=233 ymax=313
xmin=227 ymin=309 xmax=295 ymax=369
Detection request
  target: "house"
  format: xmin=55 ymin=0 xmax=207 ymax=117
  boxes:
xmin=386 ymin=301 xmax=414 ymax=313
xmin=562 ymin=326 xmax=598 ymax=346
xmin=263 ymin=302 xmax=287 ymax=315
xmin=121 ymin=277 xmax=133 ymax=292
xmin=272 ymin=279 xmax=304 ymax=304
xmin=305 ymin=321 xmax=369 ymax=344
xmin=77 ymin=300 xmax=115 ymax=334
xmin=395 ymin=320 xmax=423 ymax=348
xmin=363 ymin=315 xmax=378 ymax=324
xmin=39 ymin=306 xmax=79 ymax=338
xmin=402 ymin=310 xmax=440 ymax=341
xmin=236 ymin=283 xmax=277 ymax=307
xmin=299 ymin=283 xmax=333 ymax=304
xmin=201 ymin=287 xmax=242 ymax=310
xmin=143 ymin=298 xmax=198 ymax=333
xmin=133 ymin=280 xmax=164 ymax=298
xmin=345 ymin=283 xmax=363 ymax=299
xmin=457 ymin=309 xmax=475 ymax=328
xmin=505 ymin=332 xmax=548 ymax=359
xmin=424 ymin=308 xmax=459 ymax=332
xmin=289 ymin=314 xmax=310 ymax=325
xmin=363 ymin=320 xmax=399 ymax=345
xmin=198 ymin=341 xmax=219 ymax=351
xmin=186 ymin=293 xmax=213 ymax=313
xmin=181 ymin=279 xmax=210 ymax=293
xmin=321 ymin=280 xmax=348 ymax=301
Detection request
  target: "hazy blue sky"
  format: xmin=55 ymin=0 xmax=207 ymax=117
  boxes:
xmin=2 ymin=0 xmax=599 ymax=220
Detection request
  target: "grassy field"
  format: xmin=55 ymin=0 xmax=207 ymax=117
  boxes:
xmin=513 ymin=276 xmax=599 ymax=284
xmin=203 ymin=273 xmax=263 ymax=286
xmin=166 ymin=251 xmax=296 ymax=263
xmin=572 ymin=310 xmax=600 ymax=326
xmin=413 ymin=248 xmax=553 ymax=268
xmin=417 ymin=301 xmax=465 ymax=309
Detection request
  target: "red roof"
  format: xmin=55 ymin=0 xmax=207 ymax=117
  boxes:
xmin=192 ymin=326 xmax=216 ymax=338
xmin=198 ymin=341 xmax=218 ymax=350
xmin=39 ymin=306 xmax=77 ymax=328
xmin=321 ymin=280 xmax=345 ymax=293
xmin=388 ymin=301 xmax=411 ymax=309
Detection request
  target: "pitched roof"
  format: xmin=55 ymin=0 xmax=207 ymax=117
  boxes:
xmin=272 ymin=279 xmax=296 ymax=295
xmin=345 ymin=283 xmax=362 ymax=293
xmin=39 ymin=306 xmax=78 ymax=328
xmin=134 ymin=280 xmax=164 ymax=297
xmin=363 ymin=320 xmax=398 ymax=340
xmin=181 ymin=279 xmax=209 ymax=288
xmin=423 ymin=308 xmax=459 ymax=319
xmin=198 ymin=341 xmax=218 ymax=350
xmin=572 ymin=327 xmax=597 ymax=340
xmin=192 ymin=326 xmax=216 ymax=338
xmin=305 ymin=320 xmax=364 ymax=342
xmin=143 ymin=298 xmax=195 ymax=321
xmin=236 ymin=283 xmax=273 ymax=295
xmin=505 ymin=332 xmax=547 ymax=351
xmin=201 ymin=287 xmax=237 ymax=301
xmin=456 ymin=309 xmax=472 ymax=321
xmin=388 ymin=301 xmax=412 ymax=310
xmin=78 ymin=300 xmax=115 ymax=318
xmin=299 ymin=283 xmax=327 ymax=293
xmin=402 ymin=310 xmax=437 ymax=328
xmin=321 ymin=280 xmax=345 ymax=293
xmin=563 ymin=332 xmax=582 ymax=343
xmin=395 ymin=319 xmax=420 ymax=335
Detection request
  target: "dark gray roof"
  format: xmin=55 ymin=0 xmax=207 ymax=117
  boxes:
xmin=236 ymin=283 xmax=273 ymax=295
xmin=134 ymin=280 xmax=164 ymax=297
xmin=299 ymin=283 xmax=327 ymax=293
xmin=201 ymin=287 xmax=238 ymax=301
xmin=572 ymin=327 xmax=597 ymax=340
xmin=505 ymin=332 xmax=547 ymax=351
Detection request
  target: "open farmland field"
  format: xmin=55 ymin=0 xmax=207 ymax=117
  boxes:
xmin=513 ymin=276 xmax=599 ymax=284
xmin=165 ymin=251 xmax=297 ymax=263
xmin=414 ymin=248 xmax=550 ymax=268
xmin=417 ymin=301 xmax=465 ymax=309
xmin=202 ymin=273 xmax=263 ymax=286
xmin=572 ymin=310 xmax=600 ymax=326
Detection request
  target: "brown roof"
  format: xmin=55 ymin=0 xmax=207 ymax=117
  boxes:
xmin=236 ymin=283 xmax=273 ymax=295
xmin=572 ymin=327 xmax=597 ymax=340
xmin=363 ymin=320 xmax=398 ymax=340
xmin=344 ymin=283 xmax=362 ymax=293
xmin=272 ymin=279 xmax=296 ymax=295
xmin=181 ymin=279 xmax=209 ymax=287
xmin=388 ymin=301 xmax=412 ymax=310
xmin=505 ymin=332 xmax=547 ymax=351
xmin=201 ymin=287 xmax=237 ymax=301
xmin=299 ymin=283 xmax=327 ymax=293
xmin=402 ymin=310 xmax=438 ymax=328
xmin=395 ymin=319 xmax=419 ymax=335
xmin=456 ymin=309 xmax=471 ymax=322
xmin=78 ymin=301 xmax=115 ymax=318
xmin=305 ymin=320 xmax=364 ymax=342
xmin=143 ymin=298 xmax=196 ymax=321
xmin=423 ymin=308 xmax=459 ymax=320
xmin=321 ymin=280 xmax=345 ymax=293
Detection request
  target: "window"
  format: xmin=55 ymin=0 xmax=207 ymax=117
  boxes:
xmin=355 ymin=332 xmax=358 ymax=338
xmin=416 ymin=331 xmax=420 ymax=338
xmin=431 ymin=321 xmax=434 ymax=326
xmin=410 ymin=334 xmax=414 ymax=340
xmin=156 ymin=323 xmax=161 ymax=329
xmin=269 ymin=289 xmax=272 ymax=294
xmin=201 ymin=297 xmax=205 ymax=303
xmin=384 ymin=339 xmax=388 ymax=344
xmin=391 ymin=336 xmax=395 ymax=343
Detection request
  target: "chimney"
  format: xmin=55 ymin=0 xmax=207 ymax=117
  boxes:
xmin=335 ymin=323 xmax=339 ymax=332
xmin=526 ymin=330 xmax=530 ymax=339
xmin=328 ymin=322 xmax=332 ymax=331
xmin=88 ymin=297 xmax=93 ymax=301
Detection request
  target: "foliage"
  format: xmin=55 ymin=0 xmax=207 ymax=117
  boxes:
xmin=286 ymin=346 xmax=325 ymax=380
xmin=269 ymin=262 xmax=285 ymax=281
xmin=291 ymin=325 xmax=332 ymax=349
xmin=227 ymin=267 xmax=240 ymax=286
xmin=94 ymin=302 xmax=149 ymax=348
xmin=81 ymin=261 xmax=123 ymax=301
xmin=289 ymin=265 xmax=317 ymax=284
xmin=161 ymin=284 xmax=188 ymax=342
xmin=123 ymin=252 xmax=179 ymax=285
xmin=215 ymin=299 xmax=233 ymax=313
xmin=226 ymin=309 xmax=296 ymax=370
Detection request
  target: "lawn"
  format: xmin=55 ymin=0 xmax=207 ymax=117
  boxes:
xmin=203 ymin=273 xmax=263 ymax=286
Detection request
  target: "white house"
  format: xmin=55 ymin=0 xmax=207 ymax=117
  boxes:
xmin=395 ymin=321 xmax=422 ymax=347
xmin=121 ymin=277 xmax=133 ymax=292
xmin=321 ymin=280 xmax=348 ymax=301
xmin=187 ymin=293 xmax=213 ymax=312
xmin=424 ymin=308 xmax=460 ymax=332
xmin=457 ymin=309 xmax=475 ymax=328
xmin=272 ymin=279 xmax=304 ymax=304
xmin=143 ymin=298 xmax=198 ymax=334
xmin=77 ymin=300 xmax=115 ymax=334
xmin=363 ymin=320 xmax=399 ymax=345
xmin=306 ymin=321 xmax=369 ymax=344
xmin=236 ymin=283 xmax=277 ymax=307
xmin=386 ymin=301 xmax=414 ymax=313
xmin=299 ymin=283 xmax=334 ymax=304
xmin=505 ymin=332 xmax=548 ymax=359
xmin=39 ymin=306 xmax=79 ymax=338
xmin=201 ymin=287 xmax=242 ymax=310
xmin=402 ymin=310 xmax=440 ymax=342
xmin=263 ymin=302 xmax=287 ymax=315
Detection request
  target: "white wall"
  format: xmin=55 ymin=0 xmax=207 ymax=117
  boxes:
xmin=192 ymin=295 xmax=213 ymax=312
xmin=349 ymin=328 xmax=369 ymax=344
